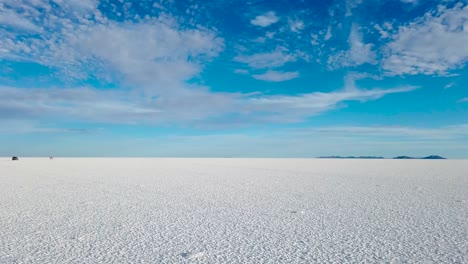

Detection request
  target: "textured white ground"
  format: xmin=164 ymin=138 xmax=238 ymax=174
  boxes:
xmin=0 ymin=158 xmax=467 ymax=263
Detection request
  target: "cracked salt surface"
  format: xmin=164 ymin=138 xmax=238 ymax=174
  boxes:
xmin=0 ymin=158 xmax=467 ymax=263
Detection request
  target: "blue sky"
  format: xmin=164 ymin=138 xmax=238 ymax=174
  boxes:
xmin=1 ymin=0 xmax=468 ymax=158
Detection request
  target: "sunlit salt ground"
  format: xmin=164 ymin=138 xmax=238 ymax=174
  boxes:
xmin=0 ymin=158 xmax=467 ymax=263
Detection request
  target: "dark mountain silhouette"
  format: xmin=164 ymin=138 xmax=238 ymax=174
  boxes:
xmin=422 ymin=155 xmax=446 ymax=159
xmin=393 ymin=156 xmax=415 ymax=159
xmin=393 ymin=155 xmax=446 ymax=159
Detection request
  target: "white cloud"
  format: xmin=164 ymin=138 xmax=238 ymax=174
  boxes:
xmin=458 ymin=98 xmax=468 ymax=103
xmin=251 ymin=11 xmax=279 ymax=27
xmin=0 ymin=0 xmax=227 ymax=120
xmin=247 ymin=86 xmax=416 ymax=117
xmin=311 ymin=34 xmax=320 ymax=46
xmin=0 ymin=6 xmax=41 ymax=32
xmin=345 ymin=0 xmax=363 ymax=17
xmin=265 ymin=31 xmax=275 ymax=39
xmin=235 ymin=74 xmax=417 ymax=123
xmin=0 ymin=74 xmax=416 ymax=126
xmin=288 ymin=18 xmax=304 ymax=33
xmin=0 ymin=1 xmax=223 ymax=95
xmin=0 ymin=1 xmax=419 ymax=128
xmin=328 ymin=24 xmax=377 ymax=68
xmin=374 ymin=24 xmax=391 ymax=39
xmin=76 ymin=21 xmax=223 ymax=91
xmin=400 ymin=0 xmax=418 ymax=4
xmin=383 ymin=3 xmax=468 ymax=75
xmin=51 ymin=0 xmax=98 ymax=10
xmin=0 ymin=85 xmax=239 ymax=124
xmin=234 ymin=47 xmax=297 ymax=69
xmin=0 ymin=87 xmax=160 ymax=123
xmin=252 ymin=71 xmax=299 ymax=82
xmin=444 ymin=82 xmax=455 ymax=89
xmin=324 ymin=25 xmax=332 ymax=41
xmin=234 ymin=69 xmax=249 ymax=75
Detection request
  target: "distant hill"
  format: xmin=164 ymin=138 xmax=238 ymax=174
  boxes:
xmin=318 ymin=156 xmax=385 ymax=159
xmin=393 ymin=156 xmax=415 ymax=159
xmin=422 ymin=155 xmax=446 ymax=159
xmin=393 ymin=155 xmax=446 ymax=160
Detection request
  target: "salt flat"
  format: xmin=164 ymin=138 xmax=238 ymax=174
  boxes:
xmin=0 ymin=158 xmax=467 ymax=263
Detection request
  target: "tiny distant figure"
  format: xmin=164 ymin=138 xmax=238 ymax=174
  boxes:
xmin=12 ymin=156 xmax=18 ymax=161
xmin=50 ymin=156 xmax=53 ymax=160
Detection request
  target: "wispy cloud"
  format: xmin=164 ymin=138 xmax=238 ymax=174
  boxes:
xmin=0 ymin=87 xmax=163 ymax=123
xmin=251 ymin=11 xmax=279 ymax=27
xmin=457 ymin=98 xmax=468 ymax=103
xmin=345 ymin=0 xmax=364 ymax=16
xmin=444 ymin=82 xmax=455 ymax=89
xmin=400 ymin=0 xmax=418 ymax=5
xmin=234 ymin=47 xmax=297 ymax=69
xmin=0 ymin=119 xmax=101 ymax=135
xmin=0 ymin=74 xmax=416 ymax=127
xmin=288 ymin=18 xmax=304 ymax=33
xmin=234 ymin=69 xmax=249 ymax=75
xmin=295 ymin=124 xmax=468 ymax=139
xmin=324 ymin=25 xmax=333 ymax=41
xmin=245 ymin=85 xmax=417 ymax=122
xmin=328 ymin=24 xmax=376 ymax=69
xmin=252 ymin=70 xmax=299 ymax=82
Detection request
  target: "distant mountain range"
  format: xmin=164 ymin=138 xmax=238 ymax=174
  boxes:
xmin=393 ymin=155 xmax=446 ymax=159
xmin=318 ymin=155 xmax=446 ymax=159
